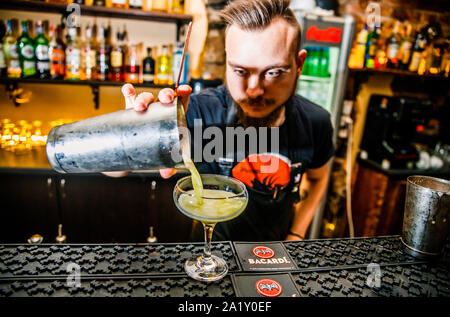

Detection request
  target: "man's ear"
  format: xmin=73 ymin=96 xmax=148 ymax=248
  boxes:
xmin=296 ymin=49 xmax=307 ymax=78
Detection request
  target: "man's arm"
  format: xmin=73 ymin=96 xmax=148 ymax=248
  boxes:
xmin=286 ymin=159 xmax=331 ymax=241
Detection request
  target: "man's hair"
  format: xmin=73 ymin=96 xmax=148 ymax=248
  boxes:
xmin=219 ymin=0 xmax=302 ymax=54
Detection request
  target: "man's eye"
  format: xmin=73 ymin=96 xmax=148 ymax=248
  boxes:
xmin=266 ymin=70 xmax=281 ymax=77
xmin=234 ymin=69 xmax=247 ymax=76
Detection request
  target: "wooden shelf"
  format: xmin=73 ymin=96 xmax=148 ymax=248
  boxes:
xmin=0 ymin=77 xmax=170 ymax=89
xmin=0 ymin=0 xmax=193 ymax=24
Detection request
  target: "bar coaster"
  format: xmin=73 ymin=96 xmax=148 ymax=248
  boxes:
xmin=231 ymin=273 xmax=300 ymax=297
xmin=233 ymin=242 xmax=298 ymax=272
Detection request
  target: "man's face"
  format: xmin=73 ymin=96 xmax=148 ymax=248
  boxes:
xmin=225 ymin=18 xmax=306 ymax=123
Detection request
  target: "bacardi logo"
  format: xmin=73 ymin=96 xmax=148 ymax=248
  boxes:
xmin=252 ymin=246 xmax=274 ymax=259
xmin=306 ymin=25 xmax=342 ymax=43
xmin=256 ymin=279 xmax=282 ymax=297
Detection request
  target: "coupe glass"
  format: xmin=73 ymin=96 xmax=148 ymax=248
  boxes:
xmin=173 ymin=174 xmax=248 ymax=282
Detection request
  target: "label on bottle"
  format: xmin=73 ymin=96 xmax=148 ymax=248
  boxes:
xmin=8 ymin=45 xmax=19 ymax=58
xmin=21 ymin=45 xmax=34 ymax=59
xmin=129 ymin=0 xmax=142 ymax=7
xmin=35 ymin=45 xmax=49 ymax=60
xmin=143 ymin=74 xmax=154 ymax=82
xmin=111 ymin=51 xmax=123 ymax=67
xmin=112 ymin=0 xmax=127 ymax=4
xmin=409 ymin=52 xmax=421 ymax=72
xmin=9 ymin=60 xmax=20 ymax=70
xmin=0 ymin=49 xmax=6 ymax=68
xmin=387 ymin=43 xmax=399 ymax=59
xmin=401 ymin=42 xmax=412 ymax=64
xmin=83 ymin=48 xmax=97 ymax=68
xmin=66 ymin=48 xmax=81 ymax=64
xmin=51 ymin=48 xmax=65 ymax=63
xmin=23 ymin=60 xmax=36 ymax=75
xmin=37 ymin=61 xmax=50 ymax=71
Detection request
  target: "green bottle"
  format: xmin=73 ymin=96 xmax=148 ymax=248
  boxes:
xmin=302 ymin=47 xmax=311 ymax=76
xmin=310 ymin=47 xmax=321 ymax=77
xmin=365 ymin=25 xmax=380 ymax=69
xmin=34 ymin=21 xmax=50 ymax=79
xmin=319 ymin=47 xmax=329 ymax=77
xmin=18 ymin=20 xmax=36 ymax=78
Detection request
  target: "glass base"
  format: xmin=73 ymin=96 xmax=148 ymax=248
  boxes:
xmin=184 ymin=255 xmax=228 ymax=282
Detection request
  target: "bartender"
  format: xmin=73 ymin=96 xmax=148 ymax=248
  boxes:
xmin=106 ymin=0 xmax=334 ymax=242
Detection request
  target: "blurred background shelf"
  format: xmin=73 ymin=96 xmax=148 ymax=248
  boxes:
xmin=349 ymin=67 xmax=449 ymax=80
xmin=0 ymin=77 xmax=169 ymax=89
xmin=0 ymin=0 xmax=193 ymax=24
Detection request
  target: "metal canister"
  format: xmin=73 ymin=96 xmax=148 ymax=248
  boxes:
xmin=400 ymin=175 xmax=450 ymax=258
xmin=46 ymin=98 xmax=189 ymax=173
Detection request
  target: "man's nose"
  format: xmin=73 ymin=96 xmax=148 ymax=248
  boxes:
xmin=246 ymin=75 xmax=264 ymax=98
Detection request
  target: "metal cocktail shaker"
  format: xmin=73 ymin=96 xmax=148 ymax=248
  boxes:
xmin=400 ymin=175 xmax=450 ymax=258
xmin=46 ymin=98 xmax=189 ymax=173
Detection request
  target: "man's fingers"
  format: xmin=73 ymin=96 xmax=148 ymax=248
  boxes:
xmin=134 ymin=92 xmax=154 ymax=112
xmin=158 ymin=88 xmax=176 ymax=104
xmin=160 ymin=168 xmax=177 ymax=179
xmin=122 ymin=84 xmax=137 ymax=109
xmin=176 ymin=85 xmax=192 ymax=112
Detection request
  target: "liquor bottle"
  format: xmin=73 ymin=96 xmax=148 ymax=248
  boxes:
xmin=34 ymin=21 xmax=51 ymax=79
xmin=82 ymin=24 xmax=98 ymax=80
xmin=97 ymin=26 xmax=111 ymax=81
xmin=348 ymin=24 xmax=368 ymax=69
xmin=3 ymin=20 xmax=21 ymax=78
xmin=111 ymin=0 xmax=128 ymax=8
xmin=155 ymin=44 xmax=172 ymax=85
xmin=18 ymin=20 xmax=36 ymax=78
xmin=172 ymin=41 xmax=189 ymax=84
xmin=365 ymin=25 xmax=380 ymax=69
xmin=109 ymin=31 xmax=126 ymax=81
xmin=386 ymin=21 xmax=401 ymax=69
xmin=129 ymin=0 xmax=142 ymax=9
xmin=126 ymin=44 xmax=140 ymax=83
xmin=65 ymin=27 xmax=82 ymax=80
xmin=0 ymin=20 xmax=6 ymax=77
xmin=398 ymin=23 xmax=414 ymax=71
xmin=374 ymin=43 xmax=387 ymax=69
xmin=49 ymin=25 xmax=66 ymax=79
xmin=408 ymin=29 xmax=427 ymax=73
xmin=142 ymin=47 xmax=155 ymax=83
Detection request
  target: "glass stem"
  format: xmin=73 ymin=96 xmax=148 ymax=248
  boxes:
xmin=202 ymin=223 xmax=215 ymax=261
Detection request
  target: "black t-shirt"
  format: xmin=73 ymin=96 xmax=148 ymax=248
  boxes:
xmin=185 ymin=85 xmax=334 ymax=241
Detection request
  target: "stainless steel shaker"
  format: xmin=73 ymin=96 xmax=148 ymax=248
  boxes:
xmin=46 ymin=98 xmax=189 ymax=173
xmin=401 ymin=175 xmax=450 ymax=258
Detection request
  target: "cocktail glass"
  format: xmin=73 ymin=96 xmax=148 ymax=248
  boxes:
xmin=173 ymin=174 xmax=248 ymax=282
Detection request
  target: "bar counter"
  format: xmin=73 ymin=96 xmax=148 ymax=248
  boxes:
xmin=0 ymin=235 xmax=449 ymax=297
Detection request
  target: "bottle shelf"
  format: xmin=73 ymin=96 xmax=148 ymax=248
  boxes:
xmin=0 ymin=77 xmax=170 ymax=109
xmin=349 ymin=67 xmax=449 ymax=80
xmin=0 ymin=77 xmax=169 ymax=89
xmin=0 ymin=0 xmax=193 ymax=24
xmin=300 ymin=75 xmax=331 ymax=82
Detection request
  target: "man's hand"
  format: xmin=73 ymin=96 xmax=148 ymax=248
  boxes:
xmin=102 ymin=83 xmax=192 ymax=179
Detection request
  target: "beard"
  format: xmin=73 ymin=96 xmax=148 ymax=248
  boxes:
xmin=235 ymin=100 xmax=285 ymax=128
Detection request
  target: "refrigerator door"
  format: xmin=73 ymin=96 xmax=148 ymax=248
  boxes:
xmin=294 ymin=13 xmax=354 ymax=130
xmin=292 ymin=12 xmax=355 ymax=239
